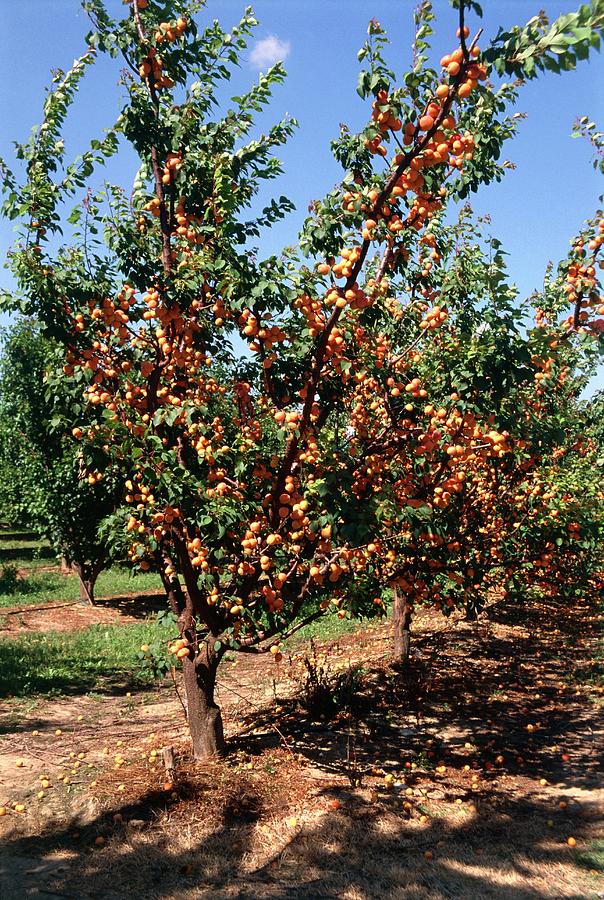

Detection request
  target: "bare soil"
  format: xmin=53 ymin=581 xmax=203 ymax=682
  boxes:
xmin=0 ymin=590 xmax=167 ymax=637
xmin=0 ymin=597 xmax=602 ymax=899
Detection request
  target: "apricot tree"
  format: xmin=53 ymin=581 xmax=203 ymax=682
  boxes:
xmin=0 ymin=320 xmax=121 ymax=602
xmin=374 ymin=206 xmax=604 ymax=660
xmin=2 ymin=0 xmax=603 ymax=756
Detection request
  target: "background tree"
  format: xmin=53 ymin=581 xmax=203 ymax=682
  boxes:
xmin=376 ymin=207 xmax=604 ymax=662
xmin=0 ymin=319 xmax=122 ymax=602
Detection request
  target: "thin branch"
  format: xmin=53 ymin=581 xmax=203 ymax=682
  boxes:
xmin=270 ymin=46 xmax=477 ymax=521
xmin=170 ymin=666 xmax=188 ymax=722
xmin=236 ymin=608 xmax=325 ymax=653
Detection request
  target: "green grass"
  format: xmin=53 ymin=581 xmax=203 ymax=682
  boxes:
xmin=3 ymin=555 xmax=58 ymax=571
xmin=284 ymin=613 xmax=365 ymax=649
xmin=0 ymin=538 xmax=48 ymax=551
xmin=575 ymin=839 xmax=604 ymax=873
xmin=0 ymin=617 xmax=174 ymax=697
xmin=0 ymin=566 xmax=164 ymax=608
xmin=0 ymin=545 xmax=56 ymax=561
xmin=0 ymin=527 xmax=38 ymax=538
xmin=96 ymin=568 xmax=164 ymax=596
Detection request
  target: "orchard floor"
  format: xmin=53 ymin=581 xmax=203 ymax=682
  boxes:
xmin=0 ymin=588 xmax=167 ymax=636
xmin=0 ymin=595 xmax=602 ymax=900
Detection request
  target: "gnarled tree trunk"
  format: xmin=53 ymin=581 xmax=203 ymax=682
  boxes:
xmin=156 ymin=548 xmax=226 ymax=759
xmin=182 ymin=640 xmax=225 ymax=759
xmin=392 ymin=586 xmax=413 ymax=666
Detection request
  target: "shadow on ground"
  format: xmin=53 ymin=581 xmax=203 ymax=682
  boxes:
xmin=234 ymin=596 xmax=602 ymax=793
xmin=0 ymin=596 xmax=601 ymax=898
xmin=0 ymin=771 xmax=599 ymax=899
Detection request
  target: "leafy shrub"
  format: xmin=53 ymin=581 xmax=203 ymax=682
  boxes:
xmin=0 ymin=564 xmax=20 ymax=595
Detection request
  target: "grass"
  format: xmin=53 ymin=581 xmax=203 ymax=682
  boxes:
xmin=576 ymin=839 xmax=604 ymax=872
xmin=0 ymin=531 xmax=55 ymax=563
xmin=0 ymin=566 xmax=163 ymax=608
xmin=0 ymin=546 xmax=56 ymax=561
xmin=0 ymin=616 xmax=174 ymax=697
xmin=0 ymin=538 xmax=48 ymax=551
xmin=285 ymin=612 xmax=367 ymax=649
xmin=3 ymin=555 xmax=57 ymax=571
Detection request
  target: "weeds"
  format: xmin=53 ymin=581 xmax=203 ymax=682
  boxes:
xmin=0 ymin=563 xmax=19 ymax=594
xmin=575 ymin=839 xmax=604 ymax=872
xmin=298 ymin=640 xmax=364 ymax=720
xmin=137 ymin=611 xmax=178 ymax=679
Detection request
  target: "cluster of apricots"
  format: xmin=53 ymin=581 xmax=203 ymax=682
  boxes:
xmin=168 ymin=636 xmax=191 ymax=659
xmin=419 ymin=305 xmax=448 ymax=330
xmin=362 ymin=30 xmax=483 ymax=175
xmin=161 ymin=152 xmax=183 ymax=185
xmin=563 ymin=218 xmax=604 ymax=333
xmin=154 ymin=16 xmax=188 ymax=43
xmin=395 ymin=445 xmax=597 ymax=617
xmin=533 ymin=357 xmax=570 ymax=395
xmin=357 ymin=121 xmax=474 ymax=242
xmin=139 ymin=47 xmax=174 ymax=90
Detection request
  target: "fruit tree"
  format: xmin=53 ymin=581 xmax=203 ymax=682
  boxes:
xmin=1 ymin=0 xmax=603 ymax=756
xmin=0 ymin=319 xmax=122 ymax=601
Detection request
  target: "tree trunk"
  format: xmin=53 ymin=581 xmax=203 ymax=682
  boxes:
xmin=79 ymin=575 xmax=96 ymax=605
xmin=393 ymin=586 xmax=413 ymax=666
xmin=182 ymin=644 xmax=225 ymax=759
xmin=71 ymin=562 xmax=101 ymax=606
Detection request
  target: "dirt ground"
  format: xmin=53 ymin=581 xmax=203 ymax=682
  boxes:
xmin=0 ymin=596 xmax=602 ymax=899
xmin=0 ymin=590 xmax=167 ymax=637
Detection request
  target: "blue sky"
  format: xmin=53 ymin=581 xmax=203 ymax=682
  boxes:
xmin=0 ymin=1 xmax=603 ymax=382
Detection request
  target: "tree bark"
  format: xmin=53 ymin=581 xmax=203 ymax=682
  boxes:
xmin=72 ymin=561 xmax=102 ymax=606
xmin=182 ymin=642 xmax=225 ymax=759
xmin=79 ymin=575 xmax=95 ymax=605
xmin=392 ymin=586 xmax=413 ymax=666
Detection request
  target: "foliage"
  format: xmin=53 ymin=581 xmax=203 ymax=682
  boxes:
xmin=0 ymin=320 xmax=123 ymax=598
xmin=0 ymin=564 xmax=20 ymax=595
xmin=482 ymin=2 xmax=604 ymax=79
xmin=573 ymin=114 xmax=604 ymax=175
xmin=137 ymin=608 xmax=179 ymax=679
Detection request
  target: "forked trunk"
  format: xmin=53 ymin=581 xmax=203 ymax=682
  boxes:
xmin=155 ymin=550 xmax=226 ymax=758
xmin=72 ymin=562 xmax=101 ymax=606
xmin=182 ymin=645 xmax=225 ymax=759
xmin=392 ymin=586 xmax=413 ymax=666
xmin=79 ymin=576 xmax=96 ymax=605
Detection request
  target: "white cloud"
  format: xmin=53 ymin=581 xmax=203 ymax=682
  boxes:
xmin=249 ymin=35 xmax=291 ymax=70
